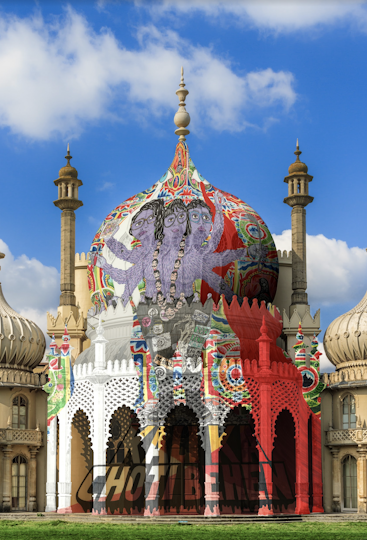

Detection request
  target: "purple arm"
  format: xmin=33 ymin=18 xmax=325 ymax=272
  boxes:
xmin=202 ymin=267 xmax=235 ymax=302
xmin=206 ymin=192 xmax=224 ymax=253
xmin=210 ymin=248 xmax=248 ymax=268
xmin=105 ymin=237 xmax=140 ymax=264
xmin=99 ymin=257 xmax=144 ymax=307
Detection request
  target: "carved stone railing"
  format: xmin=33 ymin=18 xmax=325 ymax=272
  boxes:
xmin=327 ymin=428 xmax=367 ymax=446
xmin=0 ymin=428 xmax=43 ymax=447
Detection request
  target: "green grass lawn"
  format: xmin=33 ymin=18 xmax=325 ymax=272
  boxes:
xmin=0 ymin=521 xmax=367 ymax=540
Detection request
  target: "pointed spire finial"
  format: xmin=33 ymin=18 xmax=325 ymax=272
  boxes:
xmin=174 ymin=67 xmax=190 ymax=142
xmin=65 ymin=143 xmax=72 ymax=167
xmin=294 ymin=138 xmax=301 ymax=162
xmin=0 ymin=252 xmax=4 ymax=273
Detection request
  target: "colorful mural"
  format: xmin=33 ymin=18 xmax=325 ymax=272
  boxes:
xmin=294 ymin=323 xmax=326 ymax=416
xmin=43 ymin=327 xmax=74 ymax=429
xmin=87 ymin=142 xmax=278 ymax=415
xmin=78 ymin=141 xmax=324 ymax=517
xmin=88 ymin=142 xmax=278 ymax=310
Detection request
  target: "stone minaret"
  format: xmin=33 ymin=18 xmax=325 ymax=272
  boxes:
xmin=47 ymin=145 xmax=87 ymax=361
xmin=282 ymin=141 xmax=320 ymax=361
xmin=284 ymin=139 xmax=313 ymax=306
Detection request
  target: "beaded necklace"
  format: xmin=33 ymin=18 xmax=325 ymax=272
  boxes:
xmin=152 ymin=235 xmax=186 ymax=315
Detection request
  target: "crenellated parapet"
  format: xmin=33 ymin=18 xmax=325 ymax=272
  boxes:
xmin=75 ymin=252 xmax=88 ymax=264
xmin=0 ymin=368 xmax=47 ymax=387
xmin=282 ymin=305 xmax=320 ymax=362
xmin=73 ymin=357 xmax=137 ymax=380
xmin=277 ymin=249 xmax=292 ymax=265
xmin=323 ymin=362 xmax=367 ymax=387
xmin=47 ymin=307 xmax=87 ymax=362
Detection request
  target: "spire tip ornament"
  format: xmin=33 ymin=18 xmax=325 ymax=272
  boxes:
xmin=174 ymin=66 xmax=190 ymax=142
xmin=294 ymin=139 xmax=301 ymax=161
xmin=65 ymin=143 xmax=72 ymax=167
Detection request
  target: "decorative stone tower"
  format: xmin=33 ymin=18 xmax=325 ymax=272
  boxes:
xmin=282 ymin=141 xmax=320 ymax=360
xmin=322 ymin=290 xmax=367 ymax=513
xmin=0 ymin=252 xmax=47 ymax=512
xmin=47 ymin=145 xmax=87 ymax=361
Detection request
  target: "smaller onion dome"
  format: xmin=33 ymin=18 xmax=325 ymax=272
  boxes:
xmin=59 ymin=143 xmax=78 ymax=178
xmin=0 ymin=253 xmax=46 ymax=371
xmin=288 ymin=139 xmax=308 ymax=175
xmin=324 ymin=291 xmax=367 ymax=368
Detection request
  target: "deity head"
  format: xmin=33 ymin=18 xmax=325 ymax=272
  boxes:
xmin=130 ymin=199 xmax=164 ymax=244
xmin=186 ymin=199 xmax=213 ymax=245
xmin=163 ymin=200 xmax=189 ymax=241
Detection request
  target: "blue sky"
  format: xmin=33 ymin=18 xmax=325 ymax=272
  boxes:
xmin=1 ymin=0 xmax=367 ymax=371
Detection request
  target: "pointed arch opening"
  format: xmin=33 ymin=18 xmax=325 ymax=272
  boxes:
xmin=160 ymin=404 xmax=204 ymax=515
xmin=105 ymin=406 xmax=145 ymax=515
xmin=272 ymin=409 xmax=296 ymax=514
xmin=72 ymin=409 xmax=93 ymax=513
xmin=342 ymin=394 xmax=357 ymax=429
xmin=12 ymin=395 xmax=28 ymax=429
xmin=343 ymin=455 xmax=357 ymax=510
xmin=219 ymin=406 xmax=259 ymax=514
xmin=12 ymin=455 xmax=27 ymax=511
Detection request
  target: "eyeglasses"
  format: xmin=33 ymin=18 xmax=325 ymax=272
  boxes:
xmin=164 ymin=212 xmax=187 ymax=228
xmin=189 ymin=211 xmax=211 ymax=223
xmin=132 ymin=213 xmax=155 ymax=229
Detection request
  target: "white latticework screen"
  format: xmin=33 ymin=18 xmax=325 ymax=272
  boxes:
xmin=104 ymin=376 xmax=140 ymax=445
xmin=67 ymin=379 xmax=95 ymax=441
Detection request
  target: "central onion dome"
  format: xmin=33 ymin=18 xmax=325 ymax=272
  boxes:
xmin=0 ymin=253 xmax=46 ymax=373
xmin=87 ymin=69 xmax=279 ymax=317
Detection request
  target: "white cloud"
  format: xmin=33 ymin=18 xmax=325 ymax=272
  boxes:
xmin=145 ymin=0 xmax=367 ymax=33
xmin=0 ymin=239 xmax=59 ymax=343
xmin=0 ymin=8 xmax=296 ymax=140
xmin=273 ymin=230 xmax=367 ymax=373
xmin=317 ymin=341 xmax=334 ymax=374
xmin=273 ymin=229 xmax=367 ymax=307
xmin=97 ymin=181 xmax=115 ymax=191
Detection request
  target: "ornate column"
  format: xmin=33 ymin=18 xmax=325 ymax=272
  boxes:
xmin=57 ymin=405 xmax=72 ymax=513
xmin=330 ymin=447 xmax=341 ymax=512
xmin=203 ymin=423 xmax=221 ymax=516
xmin=1 ymin=445 xmax=12 ymax=512
xmin=45 ymin=417 xmax=57 ymax=512
xmin=257 ymin=317 xmax=273 ymax=516
xmin=357 ymin=445 xmax=367 ymax=513
xmin=311 ymin=414 xmax=324 ymax=513
xmin=142 ymin=426 xmax=161 ymax=517
xmin=295 ymin=408 xmax=310 ymax=514
xmin=28 ymin=447 xmax=39 ymax=512
xmin=87 ymin=318 xmax=110 ymax=515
